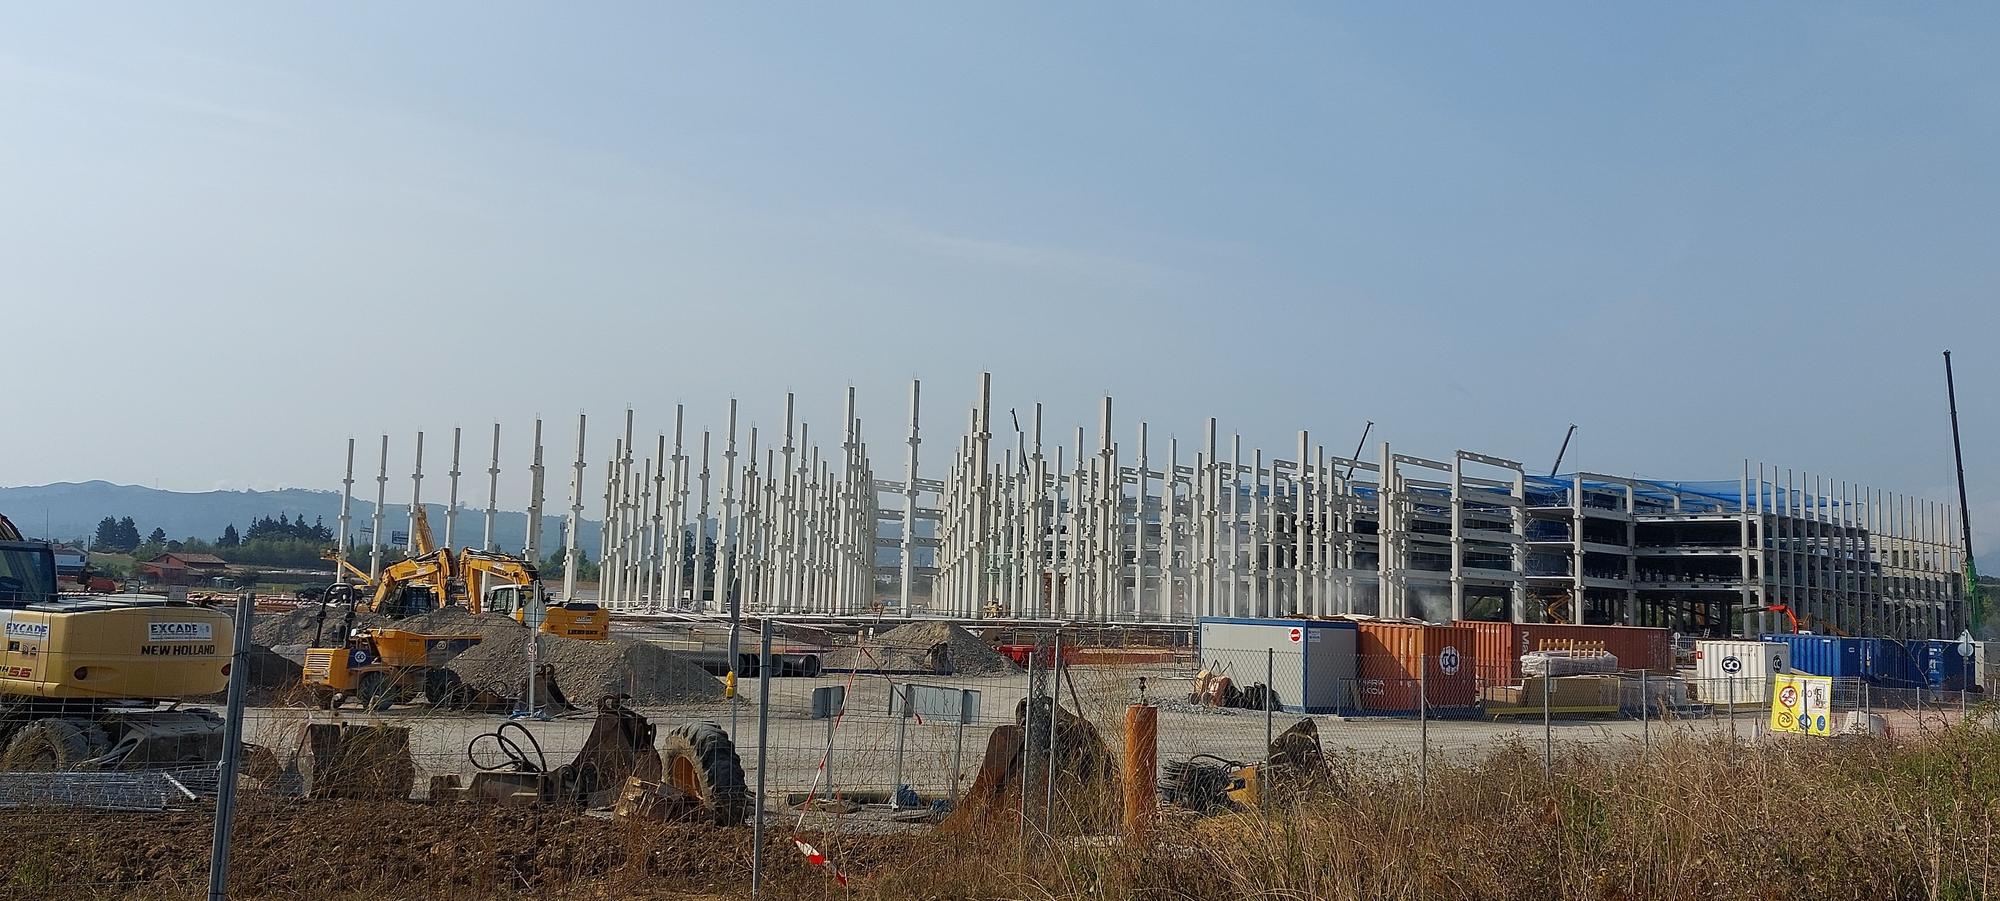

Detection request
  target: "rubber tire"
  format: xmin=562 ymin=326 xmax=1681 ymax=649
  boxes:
xmin=2 ymin=719 xmax=101 ymax=770
xmin=425 ymin=668 xmax=466 ymax=708
xmin=356 ymin=671 xmax=397 ymax=712
xmin=660 ymin=721 xmax=751 ymax=826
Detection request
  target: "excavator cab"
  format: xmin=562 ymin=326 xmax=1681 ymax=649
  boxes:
xmin=486 ymin=584 xmax=609 ymax=641
xmin=0 ymin=541 xmax=57 ymax=606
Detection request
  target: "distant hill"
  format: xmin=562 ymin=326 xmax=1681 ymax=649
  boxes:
xmin=0 ymin=481 xmax=600 ymax=556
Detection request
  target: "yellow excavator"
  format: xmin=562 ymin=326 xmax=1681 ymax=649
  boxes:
xmin=0 ymin=512 xmax=233 ymax=767
xmin=320 ymin=508 xmax=607 ymax=639
xmin=305 ymin=511 xmax=606 ymax=708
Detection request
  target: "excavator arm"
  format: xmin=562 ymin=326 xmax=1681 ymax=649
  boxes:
xmin=455 ymin=549 xmax=538 ymax=614
xmin=364 ymin=550 xmax=455 ymax=617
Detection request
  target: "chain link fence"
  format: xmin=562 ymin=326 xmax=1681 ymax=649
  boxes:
xmin=1 ymin=611 xmax=1992 ymax=898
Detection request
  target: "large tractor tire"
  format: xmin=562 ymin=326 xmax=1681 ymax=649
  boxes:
xmin=356 ymin=671 xmax=399 ymax=712
xmin=1 ymin=719 xmax=108 ymax=770
xmin=424 ymin=668 xmax=466 ymax=708
xmin=660 ymin=722 xmax=750 ymax=826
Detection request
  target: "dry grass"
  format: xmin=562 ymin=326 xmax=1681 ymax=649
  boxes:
xmin=9 ymin=723 xmax=2000 ymax=900
xmin=860 ymin=723 xmax=2000 ymax=901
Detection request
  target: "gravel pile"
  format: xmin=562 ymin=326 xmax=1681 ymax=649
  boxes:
xmin=821 ymin=621 xmax=1018 ymax=675
xmin=397 ymin=607 xmax=525 ymax=641
xmin=446 ymin=633 xmax=723 ymax=704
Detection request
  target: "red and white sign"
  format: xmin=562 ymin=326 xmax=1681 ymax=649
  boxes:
xmin=1288 ymin=627 xmax=1302 ymax=643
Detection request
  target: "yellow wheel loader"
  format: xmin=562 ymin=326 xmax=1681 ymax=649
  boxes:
xmin=0 ymin=513 xmax=233 ymax=768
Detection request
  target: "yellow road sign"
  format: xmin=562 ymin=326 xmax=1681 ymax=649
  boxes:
xmin=1769 ymin=673 xmax=1833 ymax=736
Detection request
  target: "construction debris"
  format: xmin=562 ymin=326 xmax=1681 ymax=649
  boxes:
xmin=0 ymin=769 xmax=199 ymax=811
xmin=291 ymin=723 xmax=415 ymax=801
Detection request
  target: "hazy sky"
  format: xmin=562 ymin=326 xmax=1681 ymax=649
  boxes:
xmin=1 ymin=5 xmax=1995 ymax=551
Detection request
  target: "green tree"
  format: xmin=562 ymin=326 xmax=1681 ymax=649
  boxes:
xmin=218 ymin=524 xmax=240 ymax=548
xmin=91 ymin=517 xmax=120 ymax=551
xmin=147 ymin=527 xmax=167 ymax=545
xmin=115 ymin=517 xmax=140 ymax=551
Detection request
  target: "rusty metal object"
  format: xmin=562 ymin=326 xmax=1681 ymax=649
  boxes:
xmin=292 ymin=723 xmax=414 ymax=800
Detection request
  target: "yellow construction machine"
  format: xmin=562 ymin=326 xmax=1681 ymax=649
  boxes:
xmin=0 ymin=513 xmax=234 ymax=768
xmin=458 ymin=548 xmax=608 ymax=640
xmin=320 ymin=508 xmax=607 ymax=640
xmin=1160 ymin=719 xmax=1330 ymax=813
xmin=302 ymin=628 xmax=483 ymax=711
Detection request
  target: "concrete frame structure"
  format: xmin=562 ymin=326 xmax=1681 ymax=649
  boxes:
xmin=338 ymin=373 xmax=1968 ymax=639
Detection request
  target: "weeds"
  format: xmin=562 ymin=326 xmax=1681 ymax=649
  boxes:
xmin=7 ymin=729 xmax=2000 ymax=899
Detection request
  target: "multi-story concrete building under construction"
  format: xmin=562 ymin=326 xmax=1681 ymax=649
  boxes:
xmin=342 ymin=373 xmax=1971 ymax=640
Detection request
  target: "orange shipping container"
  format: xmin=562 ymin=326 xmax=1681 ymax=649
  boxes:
xmin=1354 ymin=622 xmax=1478 ymax=712
xmin=1457 ymin=621 xmax=1672 ymax=686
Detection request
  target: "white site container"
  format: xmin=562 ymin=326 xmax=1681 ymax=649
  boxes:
xmin=1195 ymin=617 xmax=1357 ymax=714
xmin=1693 ymin=640 xmax=1791 ymax=705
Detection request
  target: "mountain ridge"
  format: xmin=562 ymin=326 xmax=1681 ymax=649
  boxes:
xmin=0 ymin=481 xmax=601 ymax=556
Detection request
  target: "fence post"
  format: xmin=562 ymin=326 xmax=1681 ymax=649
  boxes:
xmin=892 ymin=684 xmax=909 ymax=808
xmin=1418 ymin=654 xmax=1428 ymax=800
xmin=1727 ymin=675 xmax=1736 ymax=740
xmin=751 ymin=619 xmax=773 ymax=899
xmin=953 ymin=690 xmax=969 ymax=802
xmin=205 ymin=591 xmax=254 ymax=901
xmin=1640 ymin=669 xmax=1649 ymax=750
xmin=1045 ymin=632 xmax=1062 ymax=835
xmin=1122 ymin=704 xmax=1157 ymax=842
xmin=1541 ymin=667 xmax=1552 ymax=780
xmin=1019 ymin=648 xmax=1037 ymax=854
xmin=1264 ymin=648 xmax=1275 ymax=754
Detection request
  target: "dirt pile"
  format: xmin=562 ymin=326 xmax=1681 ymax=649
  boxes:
xmin=821 ymin=621 xmax=1017 ymax=675
xmin=203 ymin=645 xmax=307 ymax=706
xmin=251 ymin=606 xmax=386 ymax=647
xmin=397 ymin=607 xmax=525 ymax=641
xmin=446 ymin=633 xmax=723 ymax=704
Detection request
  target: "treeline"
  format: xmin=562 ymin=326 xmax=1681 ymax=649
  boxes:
xmin=83 ymin=510 xmax=637 ymax=583
xmin=90 ymin=512 xmax=343 ymax=569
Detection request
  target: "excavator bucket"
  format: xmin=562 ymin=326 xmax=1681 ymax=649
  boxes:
xmin=461 ymin=697 xmax=665 ymax=808
xmin=554 ymin=697 xmax=662 ymax=806
xmin=941 ymin=698 xmax=1118 ymax=833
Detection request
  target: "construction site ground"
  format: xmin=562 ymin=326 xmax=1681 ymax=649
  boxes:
xmin=236 ymin=663 xmax=1774 ymax=804
xmin=3 ymin=798 xmax=927 ymax=900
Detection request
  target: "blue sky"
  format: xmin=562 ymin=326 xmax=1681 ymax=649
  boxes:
xmin=0 ymin=4 xmax=1994 ymax=551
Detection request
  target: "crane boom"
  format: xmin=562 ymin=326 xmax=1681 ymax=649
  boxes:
xmin=1944 ymin=350 xmax=1983 ymax=630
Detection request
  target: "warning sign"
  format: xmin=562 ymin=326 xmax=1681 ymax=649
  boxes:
xmin=1769 ymin=673 xmax=1833 ymax=737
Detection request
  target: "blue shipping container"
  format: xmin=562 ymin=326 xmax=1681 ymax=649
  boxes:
xmin=1759 ymin=634 xmax=1867 ymax=678
xmin=1911 ymin=640 xmax=1974 ymax=692
xmin=1758 ymin=634 xmax=1932 ymax=688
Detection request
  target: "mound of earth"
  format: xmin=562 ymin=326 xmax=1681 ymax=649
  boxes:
xmin=252 ymin=606 xmax=387 ymax=647
xmin=396 ymin=607 xmax=526 ymax=641
xmin=821 ymin=621 xmax=1017 ymax=675
xmin=204 ymin=644 xmax=305 ymax=705
xmin=446 ymin=633 xmax=723 ymax=704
